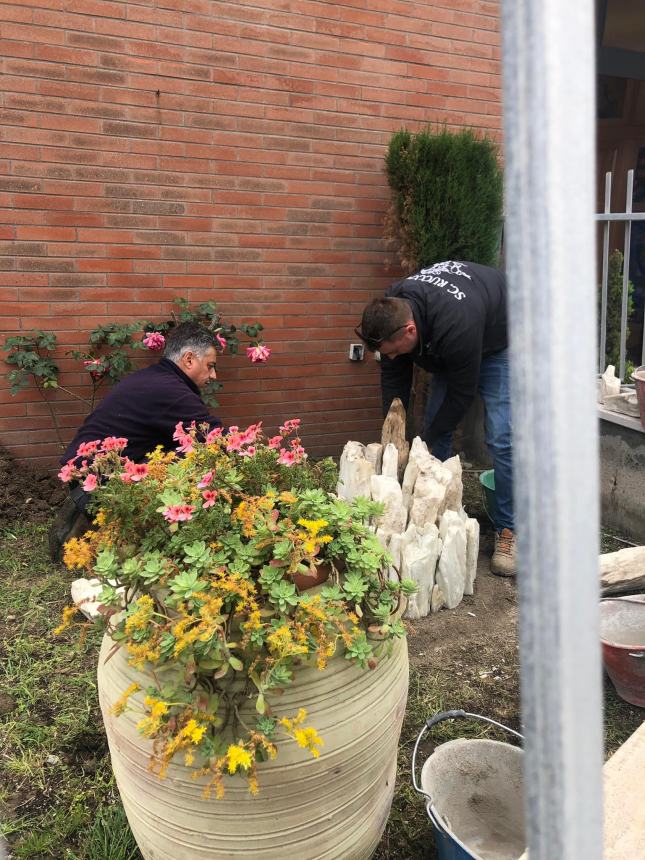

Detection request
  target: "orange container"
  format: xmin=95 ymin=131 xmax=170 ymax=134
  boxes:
xmin=600 ymin=597 xmax=645 ymax=707
xmin=632 ymin=366 xmax=645 ymax=430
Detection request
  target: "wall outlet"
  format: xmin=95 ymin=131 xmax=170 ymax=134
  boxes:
xmin=349 ymin=343 xmax=365 ymax=361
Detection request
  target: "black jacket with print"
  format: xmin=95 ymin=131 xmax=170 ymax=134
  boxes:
xmin=380 ymin=261 xmax=508 ymax=444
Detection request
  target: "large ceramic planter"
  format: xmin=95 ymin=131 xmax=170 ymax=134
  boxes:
xmin=97 ymin=633 xmax=409 ymax=859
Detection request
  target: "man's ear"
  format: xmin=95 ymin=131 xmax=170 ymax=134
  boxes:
xmin=179 ymin=349 xmax=195 ymax=368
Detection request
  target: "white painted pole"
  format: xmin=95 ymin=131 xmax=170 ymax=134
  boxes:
xmin=500 ymin=2 xmax=604 ymax=858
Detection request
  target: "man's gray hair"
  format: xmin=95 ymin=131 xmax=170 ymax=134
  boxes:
xmin=164 ymin=322 xmax=218 ymax=362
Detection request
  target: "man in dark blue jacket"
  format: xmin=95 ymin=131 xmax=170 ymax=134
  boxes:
xmin=49 ymin=321 xmax=222 ymax=560
xmin=356 ymin=261 xmax=515 ymax=577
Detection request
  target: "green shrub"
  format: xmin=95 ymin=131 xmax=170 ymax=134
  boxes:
xmin=384 ymin=126 xmax=503 ymax=272
xmin=601 ymin=249 xmax=634 ymax=379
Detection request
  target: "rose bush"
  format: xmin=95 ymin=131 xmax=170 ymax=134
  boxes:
xmin=57 ymin=420 xmax=414 ymax=798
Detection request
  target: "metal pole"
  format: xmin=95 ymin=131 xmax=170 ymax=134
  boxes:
xmin=599 ymin=172 xmax=611 ymax=372
xmin=500 ymin=2 xmax=603 ymax=858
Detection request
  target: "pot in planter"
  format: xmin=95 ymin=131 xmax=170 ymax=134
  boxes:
xmin=57 ymin=420 xmax=416 ymax=859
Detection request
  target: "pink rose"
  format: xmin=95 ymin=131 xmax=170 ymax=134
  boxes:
xmin=215 ymin=333 xmax=227 ymax=352
xmin=83 ymin=358 xmax=108 ymax=379
xmin=202 ymin=490 xmax=218 ymax=508
xmin=143 ymin=331 xmax=165 ymax=351
xmin=82 ymin=474 xmax=98 ymax=492
xmin=246 ymin=344 xmax=271 ymax=364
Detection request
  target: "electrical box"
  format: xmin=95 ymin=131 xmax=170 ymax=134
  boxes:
xmin=349 ymin=343 xmax=365 ymax=361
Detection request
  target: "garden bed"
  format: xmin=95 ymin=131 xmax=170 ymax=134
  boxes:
xmin=0 ymin=453 xmax=641 ymax=860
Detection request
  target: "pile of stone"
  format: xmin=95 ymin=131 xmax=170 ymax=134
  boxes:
xmin=598 ymin=365 xmax=640 ymax=417
xmin=337 ymin=399 xmax=480 ymax=619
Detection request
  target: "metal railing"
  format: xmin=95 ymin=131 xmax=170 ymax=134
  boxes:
xmin=597 ymin=168 xmax=645 ymax=379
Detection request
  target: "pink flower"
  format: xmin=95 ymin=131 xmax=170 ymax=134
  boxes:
xmin=58 ymin=462 xmax=76 ymax=483
xmin=198 ymin=470 xmax=214 ymax=489
xmin=173 ymin=421 xmax=195 ymax=454
xmin=120 ymin=460 xmax=149 ymax=483
xmin=246 ymin=344 xmax=271 ymax=364
xmin=162 ymin=504 xmax=196 ymax=523
xmin=277 ymin=448 xmax=296 ymax=466
xmin=225 ymin=434 xmax=243 ymax=453
xmin=280 ymin=418 xmax=301 ymax=434
xmin=239 ymin=423 xmax=261 ymax=445
xmin=215 ymin=333 xmax=227 ymax=352
xmin=202 ymin=490 xmax=218 ymax=508
xmin=268 ymin=435 xmax=282 ymax=449
xmin=101 ymin=436 xmax=128 ymax=452
xmin=206 ymin=427 xmax=223 ymax=443
xmin=82 ymin=474 xmax=98 ymax=492
xmin=84 ymin=358 xmax=108 ymax=379
xmin=76 ymin=440 xmax=102 ymax=458
xmin=143 ymin=331 xmax=165 ymax=351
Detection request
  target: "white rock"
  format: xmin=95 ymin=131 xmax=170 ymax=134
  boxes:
xmin=365 ymin=442 xmax=383 ymax=474
xmin=431 ymin=583 xmax=446 ymax=613
xmin=439 ymin=509 xmax=463 ymax=540
xmin=70 ymin=577 xmax=123 ymax=621
xmin=598 ymin=365 xmax=621 ymax=404
xmin=604 ymin=391 xmax=641 ymax=417
xmin=381 ymin=442 xmax=399 ymax=479
xmin=409 ymin=473 xmax=446 ymax=528
xmin=370 ymin=474 xmax=407 ymax=534
xmin=401 ymin=522 xmax=442 ymax=620
xmin=436 ymin=522 xmax=468 ymax=609
xmin=401 ymin=436 xmax=430 ymax=508
xmin=464 ymin=518 xmax=480 ymax=596
xmin=443 ymin=455 xmax=463 ymax=512
xmin=337 ymin=441 xmax=374 ymax=500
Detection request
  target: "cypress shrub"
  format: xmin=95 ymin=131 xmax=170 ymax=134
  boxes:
xmin=384 ymin=126 xmax=503 ymax=272
xmin=601 ymin=249 xmax=634 ymax=379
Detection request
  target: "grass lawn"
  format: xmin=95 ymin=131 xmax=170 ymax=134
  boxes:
xmin=1 ymin=512 xmax=643 ymax=859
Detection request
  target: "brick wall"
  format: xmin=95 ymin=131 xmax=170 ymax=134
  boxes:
xmin=0 ymin=0 xmax=502 ymax=467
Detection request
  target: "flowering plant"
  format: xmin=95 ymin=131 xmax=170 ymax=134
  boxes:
xmin=57 ymin=421 xmax=414 ymax=798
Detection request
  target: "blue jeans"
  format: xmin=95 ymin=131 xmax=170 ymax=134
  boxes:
xmin=425 ymin=349 xmax=514 ymax=532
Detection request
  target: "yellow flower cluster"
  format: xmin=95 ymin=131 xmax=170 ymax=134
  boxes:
xmin=111 ymin=682 xmax=141 ymax=716
xmin=137 ymin=696 xmax=170 ymax=737
xmin=126 ymin=639 xmax=161 ymax=670
xmin=125 ymin=595 xmax=155 ymax=635
xmin=226 ymin=743 xmax=253 ymax=774
xmin=63 ymin=537 xmax=94 ymax=570
xmin=297 ymin=518 xmax=333 ymax=555
xmin=53 ymin=605 xmax=79 ymax=635
xmin=279 ymin=708 xmax=324 ymax=758
xmin=266 ymin=624 xmax=308 ymax=658
xmin=145 ymin=446 xmax=176 ymax=482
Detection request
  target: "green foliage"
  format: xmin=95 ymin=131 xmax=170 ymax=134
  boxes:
xmin=384 ymin=126 xmax=504 ymax=272
xmin=1 ymin=298 xmax=266 ymax=423
xmin=601 ymin=249 xmax=635 ymax=379
xmin=3 ymin=330 xmax=59 ymax=394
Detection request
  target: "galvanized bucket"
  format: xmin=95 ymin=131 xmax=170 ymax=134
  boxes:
xmin=412 ymin=710 xmax=526 ymax=860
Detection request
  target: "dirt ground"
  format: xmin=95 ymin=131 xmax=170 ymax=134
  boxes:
xmin=0 ymin=448 xmax=65 ymax=524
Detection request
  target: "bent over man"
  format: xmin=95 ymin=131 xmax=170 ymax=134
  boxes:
xmin=49 ymin=321 xmax=223 ymax=560
xmin=356 ymin=261 xmax=515 ymax=577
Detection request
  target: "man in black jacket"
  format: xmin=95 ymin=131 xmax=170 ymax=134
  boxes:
xmin=49 ymin=321 xmax=223 ymax=560
xmin=356 ymin=261 xmax=515 ymax=577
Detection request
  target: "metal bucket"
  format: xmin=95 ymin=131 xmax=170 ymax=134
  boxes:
xmin=600 ymin=596 xmax=645 ymax=707
xmin=412 ymin=711 xmax=526 ymax=860
xmin=479 ymin=470 xmax=496 ymax=525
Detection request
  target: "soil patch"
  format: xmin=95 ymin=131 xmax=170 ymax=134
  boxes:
xmin=0 ymin=447 xmax=65 ymax=524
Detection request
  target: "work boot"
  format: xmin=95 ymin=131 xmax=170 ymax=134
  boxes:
xmin=48 ymin=496 xmax=91 ymax=563
xmin=491 ymin=528 xmax=517 ymax=577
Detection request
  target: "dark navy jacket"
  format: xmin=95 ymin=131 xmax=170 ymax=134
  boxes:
xmin=61 ymin=358 xmax=222 ymax=464
xmin=381 ymin=261 xmax=508 ymax=444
